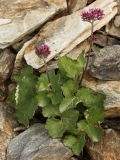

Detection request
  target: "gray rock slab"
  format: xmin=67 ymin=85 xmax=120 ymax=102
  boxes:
xmin=88 ymin=45 xmax=120 ymax=80
xmin=23 ymin=0 xmax=117 ymax=69
xmin=7 ymin=123 xmax=73 ymax=160
xmin=0 ymin=0 xmax=67 ymax=49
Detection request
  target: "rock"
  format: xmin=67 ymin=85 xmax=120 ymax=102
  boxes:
xmin=69 ymin=157 xmax=79 ymax=160
xmin=87 ymin=0 xmax=95 ymax=4
xmin=0 ymin=49 xmax=15 ymax=83
xmin=116 ymin=0 xmax=120 ymax=14
xmin=83 ymin=73 xmax=120 ymax=118
xmin=22 ymin=0 xmax=117 ymax=70
xmin=0 ymin=83 xmax=7 ymax=102
xmin=85 ymin=129 xmax=120 ymax=160
xmin=0 ymin=102 xmax=18 ymax=160
xmin=12 ymin=34 xmax=34 ymax=52
xmin=0 ymin=0 xmax=67 ymax=49
xmin=8 ymin=83 xmax=16 ymax=93
xmin=114 ymin=15 xmax=120 ymax=27
xmin=7 ymin=123 xmax=73 ymax=160
xmin=88 ymin=45 xmax=120 ymax=80
xmin=66 ymin=40 xmax=90 ymax=59
xmin=39 ymin=40 xmax=90 ymax=73
xmin=12 ymin=37 xmax=37 ymax=76
xmin=106 ymin=15 xmax=120 ymax=38
xmin=94 ymin=33 xmax=120 ymax=47
xmin=104 ymin=118 xmax=120 ymax=130
xmin=67 ymin=0 xmax=87 ymax=14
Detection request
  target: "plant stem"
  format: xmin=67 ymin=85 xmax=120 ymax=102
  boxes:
xmin=42 ymin=56 xmax=52 ymax=90
xmin=79 ymin=20 xmax=94 ymax=87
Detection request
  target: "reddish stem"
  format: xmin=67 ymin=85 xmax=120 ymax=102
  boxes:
xmin=79 ymin=20 xmax=94 ymax=87
xmin=42 ymin=56 xmax=52 ymax=90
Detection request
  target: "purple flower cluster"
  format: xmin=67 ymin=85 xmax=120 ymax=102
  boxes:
xmin=91 ymin=35 xmax=97 ymax=42
xmin=35 ymin=44 xmax=51 ymax=58
xmin=81 ymin=8 xmax=105 ymax=22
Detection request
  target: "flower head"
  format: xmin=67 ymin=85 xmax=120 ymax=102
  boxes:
xmin=81 ymin=8 xmax=105 ymax=22
xmin=35 ymin=44 xmax=51 ymax=58
xmin=91 ymin=35 xmax=97 ymax=42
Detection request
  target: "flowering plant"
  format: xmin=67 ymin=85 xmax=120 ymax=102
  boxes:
xmin=7 ymin=8 xmax=105 ymax=155
xmin=81 ymin=8 xmax=104 ymax=22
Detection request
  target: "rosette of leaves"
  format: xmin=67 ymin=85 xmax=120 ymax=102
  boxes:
xmin=7 ymin=51 xmax=104 ymax=155
xmin=36 ymin=50 xmax=105 ymax=155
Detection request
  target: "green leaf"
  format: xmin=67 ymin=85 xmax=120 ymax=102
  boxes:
xmin=77 ymin=120 xmax=88 ymax=131
xmin=57 ymin=71 xmax=68 ymax=85
xmin=61 ymin=79 xmax=78 ymax=98
xmin=85 ymin=109 xmax=104 ymax=125
xmin=63 ymin=132 xmax=86 ymax=156
xmin=61 ymin=109 xmax=79 ymax=130
xmin=16 ymin=97 xmax=38 ymax=118
xmin=42 ymin=104 xmax=60 ymax=118
xmin=59 ymin=97 xmax=77 ymax=113
xmin=67 ymin=129 xmax=80 ymax=136
xmin=77 ymin=120 xmax=103 ymax=142
xmin=37 ymin=91 xmax=50 ymax=107
xmin=77 ymin=50 xmax=87 ymax=68
xmin=7 ymin=91 xmax=16 ymax=106
xmin=63 ymin=135 xmax=77 ymax=148
xmin=36 ymin=73 xmax=49 ymax=91
xmin=47 ymin=90 xmax=63 ymax=105
xmin=45 ymin=118 xmax=65 ymax=138
xmin=58 ymin=56 xmax=82 ymax=79
xmin=14 ymin=110 xmax=29 ymax=127
xmin=85 ymin=125 xmax=104 ymax=142
xmin=46 ymin=69 xmax=63 ymax=105
xmin=92 ymin=45 xmax=100 ymax=52
xmin=76 ymin=87 xmax=104 ymax=111
xmin=72 ymin=132 xmax=85 ymax=155
xmin=45 ymin=109 xmax=79 ymax=138
xmin=49 ymin=69 xmax=60 ymax=92
xmin=12 ymin=66 xmax=38 ymax=126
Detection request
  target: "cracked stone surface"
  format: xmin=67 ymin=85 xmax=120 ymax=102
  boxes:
xmin=88 ymin=45 xmax=120 ymax=80
xmin=7 ymin=123 xmax=73 ymax=160
xmin=0 ymin=0 xmax=67 ymax=49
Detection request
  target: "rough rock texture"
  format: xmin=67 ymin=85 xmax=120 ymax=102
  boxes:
xmin=106 ymin=15 xmax=120 ymax=38
xmin=116 ymin=0 xmax=120 ymax=14
xmin=88 ymin=45 xmax=120 ymax=80
xmin=94 ymin=33 xmax=120 ymax=47
xmin=7 ymin=123 xmax=73 ymax=160
xmin=12 ymin=0 xmax=118 ymax=71
xmin=24 ymin=0 xmax=117 ymax=69
xmin=67 ymin=0 xmax=87 ymax=14
xmin=0 ymin=49 xmax=16 ymax=83
xmin=39 ymin=40 xmax=90 ymax=73
xmin=87 ymin=0 xmax=95 ymax=4
xmin=12 ymin=34 xmax=34 ymax=52
xmin=0 ymin=83 xmax=7 ymax=102
xmin=86 ymin=129 xmax=120 ymax=160
xmin=83 ymin=74 xmax=120 ymax=118
xmin=104 ymin=118 xmax=120 ymax=130
xmin=0 ymin=0 xmax=67 ymax=49
xmin=114 ymin=15 xmax=120 ymax=27
xmin=0 ymin=102 xmax=18 ymax=160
